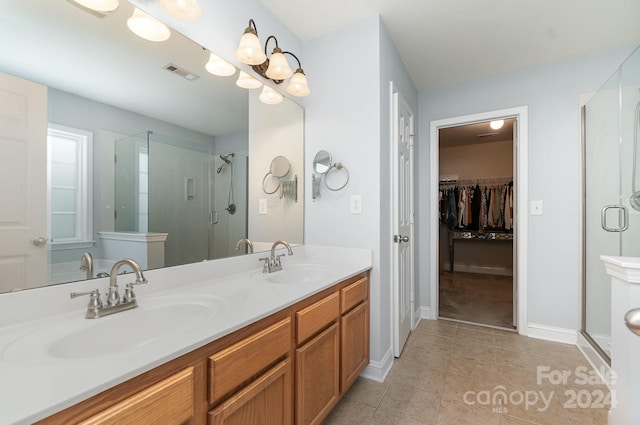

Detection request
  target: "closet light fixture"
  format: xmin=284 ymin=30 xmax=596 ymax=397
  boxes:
xmin=71 ymin=0 xmax=119 ymax=13
xmin=158 ymin=0 xmax=202 ymax=22
xmin=205 ymin=52 xmax=236 ymax=77
xmin=490 ymin=119 xmax=504 ymax=130
xmin=259 ymin=86 xmax=283 ymax=105
xmin=236 ymin=71 xmax=263 ymax=89
xmin=127 ymin=8 xmax=171 ymax=42
xmin=235 ymin=19 xmax=310 ymax=97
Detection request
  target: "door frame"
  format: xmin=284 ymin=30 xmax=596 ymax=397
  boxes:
xmin=390 ymin=82 xmax=416 ymax=356
xmin=429 ymin=106 xmax=528 ymax=334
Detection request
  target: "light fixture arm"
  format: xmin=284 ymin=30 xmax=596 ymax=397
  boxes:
xmin=283 ymin=51 xmax=303 ymax=73
xmin=245 ymin=19 xmax=259 ymax=37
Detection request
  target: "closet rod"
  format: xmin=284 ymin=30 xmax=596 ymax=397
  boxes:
xmin=438 ymin=176 xmax=513 ymax=186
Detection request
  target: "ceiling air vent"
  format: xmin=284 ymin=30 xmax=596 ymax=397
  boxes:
xmin=162 ymin=63 xmax=200 ymax=81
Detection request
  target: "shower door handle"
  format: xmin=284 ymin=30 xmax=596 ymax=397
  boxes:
xmin=601 ymin=205 xmax=628 ymax=232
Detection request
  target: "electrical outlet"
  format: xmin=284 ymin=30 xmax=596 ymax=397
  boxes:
xmin=530 ymin=200 xmax=543 ymax=215
xmin=259 ymin=199 xmax=267 ymax=215
xmin=350 ymin=195 xmax=362 ymax=214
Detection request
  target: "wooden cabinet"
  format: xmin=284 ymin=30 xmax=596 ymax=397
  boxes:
xmin=78 ymin=367 xmax=195 ymax=425
xmin=341 ymin=301 xmax=369 ymax=391
xmin=208 ymin=359 xmax=292 ymax=425
xmin=38 ymin=271 xmax=369 ymax=425
xmin=296 ymin=322 xmax=340 ymax=425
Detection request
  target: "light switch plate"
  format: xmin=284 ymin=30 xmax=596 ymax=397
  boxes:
xmin=259 ymin=199 xmax=267 ymax=215
xmin=350 ymin=195 xmax=362 ymax=214
xmin=530 ymin=200 xmax=543 ymax=215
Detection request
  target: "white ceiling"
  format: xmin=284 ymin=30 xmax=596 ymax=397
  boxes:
xmin=259 ymin=0 xmax=640 ymax=90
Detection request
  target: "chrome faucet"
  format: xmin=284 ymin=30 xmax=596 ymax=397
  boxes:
xmin=71 ymin=258 xmax=147 ymax=319
xmin=79 ymin=252 xmax=93 ymax=280
xmin=259 ymin=240 xmax=294 ymax=273
xmin=235 ymin=238 xmax=254 ymax=254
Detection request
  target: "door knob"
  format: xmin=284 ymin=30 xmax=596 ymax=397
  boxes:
xmin=625 ymin=308 xmax=640 ymax=336
xmin=393 ymin=235 xmax=409 ymax=243
xmin=31 ymin=237 xmax=48 ymax=247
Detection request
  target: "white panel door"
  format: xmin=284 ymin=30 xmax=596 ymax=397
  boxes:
xmin=0 ymin=72 xmax=47 ymax=291
xmin=392 ymin=86 xmax=414 ymax=356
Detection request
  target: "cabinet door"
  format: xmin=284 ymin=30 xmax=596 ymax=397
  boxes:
xmin=296 ymin=322 xmax=339 ymax=425
xmin=341 ymin=301 xmax=369 ymax=392
xmin=209 ymin=359 xmax=292 ymax=425
xmin=79 ymin=367 xmax=194 ymax=425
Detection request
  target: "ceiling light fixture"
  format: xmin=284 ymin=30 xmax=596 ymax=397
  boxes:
xmin=127 ymin=8 xmax=171 ymax=42
xmin=490 ymin=119 xmax=504 ymax=130
xmin=158 ymin=0 xmax=202 ymax=22
xmin=235 ymin=19 xmax=310 ymax=99
xmin=204 ymin=51 xmax=236 ymax=77
xmin=71 ymin=0 xmax=119 ymax=13
xmin=236 ymin=71 xmax=263 ymax=89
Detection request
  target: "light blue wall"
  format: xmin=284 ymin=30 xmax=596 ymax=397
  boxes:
xmin=418 ymin=46 xmax=636 ymax=330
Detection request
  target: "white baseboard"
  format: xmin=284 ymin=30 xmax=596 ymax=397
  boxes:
xmin=360 ymin=346 xmax=394 ymax=383
xmin=412 ymin=307 xmax=421 ymax=329
xmin=527 ymin=323 xmax=577 ymax=345
xmin=444 ymin=263 xmax=513 ymax=276
xmin=577 ymin=332 xmax=613 ymax=389
xmin=420 ymin=306 xmax=437 ymax=320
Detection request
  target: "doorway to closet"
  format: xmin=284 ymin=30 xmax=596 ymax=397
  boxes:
xmin=437 ymin=118 xmax=516 ymax=329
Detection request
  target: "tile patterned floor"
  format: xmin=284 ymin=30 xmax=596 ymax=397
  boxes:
xmin=324 ymin=320 xmax=610 ymax=425
xmin=439 ymin=272 xmax=514 ymax=328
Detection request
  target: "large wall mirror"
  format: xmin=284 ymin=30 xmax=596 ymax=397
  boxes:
xmin=0 ymin=0 xmax=304 ymax=293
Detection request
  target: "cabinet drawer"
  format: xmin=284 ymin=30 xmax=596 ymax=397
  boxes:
xmin=209 ymin=318 xmax=291 ymax=404
xmin=209 ymin=359 xmax=292 ymax=425
xmin=296 ymin=292 xmax=339 ymax=345
xmin=340 ymin=277 xmax=368 ymax=314
xmin=79 ymin=367 xmax=194 ymax=425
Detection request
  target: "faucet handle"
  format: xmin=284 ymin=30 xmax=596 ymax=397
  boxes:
xmin=70 ymin=290 xmax=103 ymax=310
xmin=122 ymin=283 xmax=137 ymax=304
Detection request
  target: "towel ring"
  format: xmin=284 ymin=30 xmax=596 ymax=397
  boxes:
xmin=262 ymin=172 xmax=280 ymax=194
xmin=325 ymin=162 xmax=349 ymax=191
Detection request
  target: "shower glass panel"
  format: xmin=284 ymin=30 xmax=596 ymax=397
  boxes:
xmin=114 ymin=131 xmax=149 ymax=233
xmin=583 ymin=45 xmax=640 ymax=360
xmin=114 ymin=131 xmax=248 ymax=268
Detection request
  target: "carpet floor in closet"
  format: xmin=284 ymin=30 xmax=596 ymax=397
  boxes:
xmin=439 ymin=271 xmax=514 ymax=329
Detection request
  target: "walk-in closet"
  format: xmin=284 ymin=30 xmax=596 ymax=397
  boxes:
xmin=438 ymin=119 xmax=516 ymax=329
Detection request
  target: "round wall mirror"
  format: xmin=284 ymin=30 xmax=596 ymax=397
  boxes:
xmin=313 ymin=150 xmax=332 ymax=174
xmin=270 ymin=155 xmax=291 ymax=178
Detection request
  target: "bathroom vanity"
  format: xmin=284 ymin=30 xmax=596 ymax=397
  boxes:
xmin=0 ymin=246 xmax=371 ymax=425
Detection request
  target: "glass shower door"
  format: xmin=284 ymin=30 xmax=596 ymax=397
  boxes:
xmin=583 ymin=45 xmax=640 ymax=360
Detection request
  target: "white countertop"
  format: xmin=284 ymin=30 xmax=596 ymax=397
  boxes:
xmin=0 ymin=245 xmax=372 ymax=425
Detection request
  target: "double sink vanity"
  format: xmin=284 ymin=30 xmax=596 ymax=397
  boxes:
xmin=0 ymin=245 xmax=372 ymax=425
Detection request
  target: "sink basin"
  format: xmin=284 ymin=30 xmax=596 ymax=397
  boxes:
xmin=261 ymin=263 xmax=334 ymax=284
xmin=1 ymin=294 xmax=225 ymax=362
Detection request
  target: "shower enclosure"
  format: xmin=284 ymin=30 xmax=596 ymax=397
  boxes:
xmin=114 ymin=131 xmax=247 ymax=267
xmin=582 ymin=45 xmax=640 ymax=362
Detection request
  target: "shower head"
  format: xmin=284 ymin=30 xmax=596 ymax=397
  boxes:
xmin=217 ymin=153 xmax=234 ymax=173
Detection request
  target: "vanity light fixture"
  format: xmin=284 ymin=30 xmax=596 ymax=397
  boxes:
xmin=490 ymin=119 xmax=504 ymax=130
xmin=127 ymin=8 xmax=171 ymax=42
xmin=235 ymin=19 xmax=310 ymax=97
xmin=71 ymin=0 xmax=119 ymax=13
xmin=259 ymin=86 xmax=283 ymax=105
xmin=158 ymin=0 xmax=202 ymax=22
xmin=204 ymin=51 xmax=236 ymax=77
xmin=236 ymin=71 xmax=263 ymax=89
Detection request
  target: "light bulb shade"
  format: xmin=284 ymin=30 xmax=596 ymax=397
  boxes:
xmin=285 ymin=70 xmax=310 ymax=97
xmin=259 ymin=86 xmax=283 ymax=105
xmin=205 ymin=53 xmax=236 ymax=77
xmin=490 ymin=119 xmax=504 ymax=130
xmin=72 ymin=0 xmax=119 ymax=12
xmin=236 ymin=71 xmax=263 ymax=89
xmin=265 ymin=51 xmax=293 ymax=80
xmin=127 ymin=8 xmax=171 ymax=42
xmin=158 ymin=0 xmax=202 ymax=22
xmin=235 ymin=32 xmax=267 ymax=65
